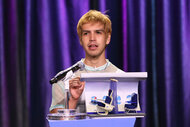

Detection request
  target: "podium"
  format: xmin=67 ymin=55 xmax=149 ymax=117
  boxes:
xmin=48 ymin=117 xmax=136 ymax=127
xmin=48 ymin=72 xmax=147 ymax=127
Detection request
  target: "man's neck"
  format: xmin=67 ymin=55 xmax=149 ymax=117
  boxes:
xmin=84 ymin=56 xmax=107 ymax=68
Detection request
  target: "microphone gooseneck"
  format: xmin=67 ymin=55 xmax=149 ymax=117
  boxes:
xmin=49 ymin=62 xmax=84 ymax=84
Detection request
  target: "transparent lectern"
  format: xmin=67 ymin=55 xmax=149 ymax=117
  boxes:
xmin=47 ymin=72 xmax=147 ymax=127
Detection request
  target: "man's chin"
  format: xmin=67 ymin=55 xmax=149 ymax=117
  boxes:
xmin=88 ymin=54 xmax=100 ymax=58
xmin=89 ymin=54 xmax=98 ymax=58
xmin=86 ymin=50 xmax=105 ymax=58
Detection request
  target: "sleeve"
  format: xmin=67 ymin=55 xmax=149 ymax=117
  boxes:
xmin=49 ymin=81 xmax=65 ymax=111
xmin=116 ymin=68 xmax=125 ymax=73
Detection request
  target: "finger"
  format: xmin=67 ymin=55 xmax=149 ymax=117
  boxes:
xmin=72 ymin=77 xmax=80 ymax=80
xmin=69 ymin=77 xmax=80 ymax=82
xmin=81 ymin=81 xmax=85 ymax=86
xmin=79 ymin=81 xmax=85 ymax=90
xmin=70 ymin=82 xmax=81 ymax=89
xmin=70 ymin=84 xmax=80 ymax=89
xmin=71 ymin=77 xmax=82 ymax=85
xmin=69 ymin=78 xmax=83 ymax=88
xmin=81 ymin=83 xmax=85 ymax=90
xmin=69 ymin=78 xmax=79 ymax=85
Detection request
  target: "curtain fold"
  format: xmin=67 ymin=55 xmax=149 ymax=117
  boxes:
xmin=180 ymin=1 xmax=190 ymax=127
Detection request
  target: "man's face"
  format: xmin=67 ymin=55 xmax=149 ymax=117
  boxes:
xmin=80 ymin=22 xmax=110 ymax=58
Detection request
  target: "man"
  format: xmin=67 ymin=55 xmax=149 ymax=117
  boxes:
xmin=50 ymin=10 xmax=124 ymax=113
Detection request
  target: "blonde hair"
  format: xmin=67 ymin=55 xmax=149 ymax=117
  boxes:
xmin=77 ymin=10 xmax=112 ymax=40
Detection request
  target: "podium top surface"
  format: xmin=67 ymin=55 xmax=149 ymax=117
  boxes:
xmin=80 ymin=72 xmax=147 ymax=82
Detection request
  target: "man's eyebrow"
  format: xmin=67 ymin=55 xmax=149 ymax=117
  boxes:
xmin=82 ymin=29 xmax=105 ymax=32
xmin=96 ymin=29 xmax=105 ymax=32
xmin=82 ymin=30 xmax=90 ymax=32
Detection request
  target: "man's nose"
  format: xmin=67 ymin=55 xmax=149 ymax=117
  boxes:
xmin=90 ymin=33 xmax=96 ymax=41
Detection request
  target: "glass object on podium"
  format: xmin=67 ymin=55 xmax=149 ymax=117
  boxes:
xmin=47 ymin=109 xmax=88 ymax=120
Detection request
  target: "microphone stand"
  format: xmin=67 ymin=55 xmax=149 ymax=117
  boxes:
xmin=63 ymin=70 xmax=74 ymax=109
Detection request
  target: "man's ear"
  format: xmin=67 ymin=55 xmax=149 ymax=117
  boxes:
xmin=79 ymin=38 xmax=82 ymax=45
xmin=106 ymin=34 xmax=111 ymax=45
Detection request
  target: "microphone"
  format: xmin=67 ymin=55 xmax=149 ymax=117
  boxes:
xmin=49 ymin=61 xmax=84 ymax=84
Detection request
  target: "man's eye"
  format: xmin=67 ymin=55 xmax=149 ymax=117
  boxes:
xmin=96 ymin=31 xmax=102 ymax=34
xmin=83 ymin=32 xmax=88 ymax=35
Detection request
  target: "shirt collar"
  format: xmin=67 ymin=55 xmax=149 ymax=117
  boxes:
xmin=81 ymin=58 xmax=110 ymax=71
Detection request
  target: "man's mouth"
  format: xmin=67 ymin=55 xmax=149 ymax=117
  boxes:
xmin=88 ymin=44 xmax=98 ymax=50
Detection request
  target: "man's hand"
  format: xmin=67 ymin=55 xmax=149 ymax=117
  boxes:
xmin=69 ymin=77 xmax=85 ymax=109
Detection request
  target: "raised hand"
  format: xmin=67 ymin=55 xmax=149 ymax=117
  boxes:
xmin=69 ymin=77 xmax=85 ymax=109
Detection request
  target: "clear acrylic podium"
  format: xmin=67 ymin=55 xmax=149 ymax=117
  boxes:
xmin=48 ymin=72 xmax=147 ymax=127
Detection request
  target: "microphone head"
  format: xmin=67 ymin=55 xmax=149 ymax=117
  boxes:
xmin=77 ymin=61 xmax=85 ymax=71
xmin=70 ymin=61 xmax=85 ymax=73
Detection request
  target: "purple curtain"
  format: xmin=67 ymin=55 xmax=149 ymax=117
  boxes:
xmin=0 ymin=0 xmax=190 ymax=127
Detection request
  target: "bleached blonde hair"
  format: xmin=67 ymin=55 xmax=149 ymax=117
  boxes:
xmin=77 ymin=10 xmax=112 ymax=40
